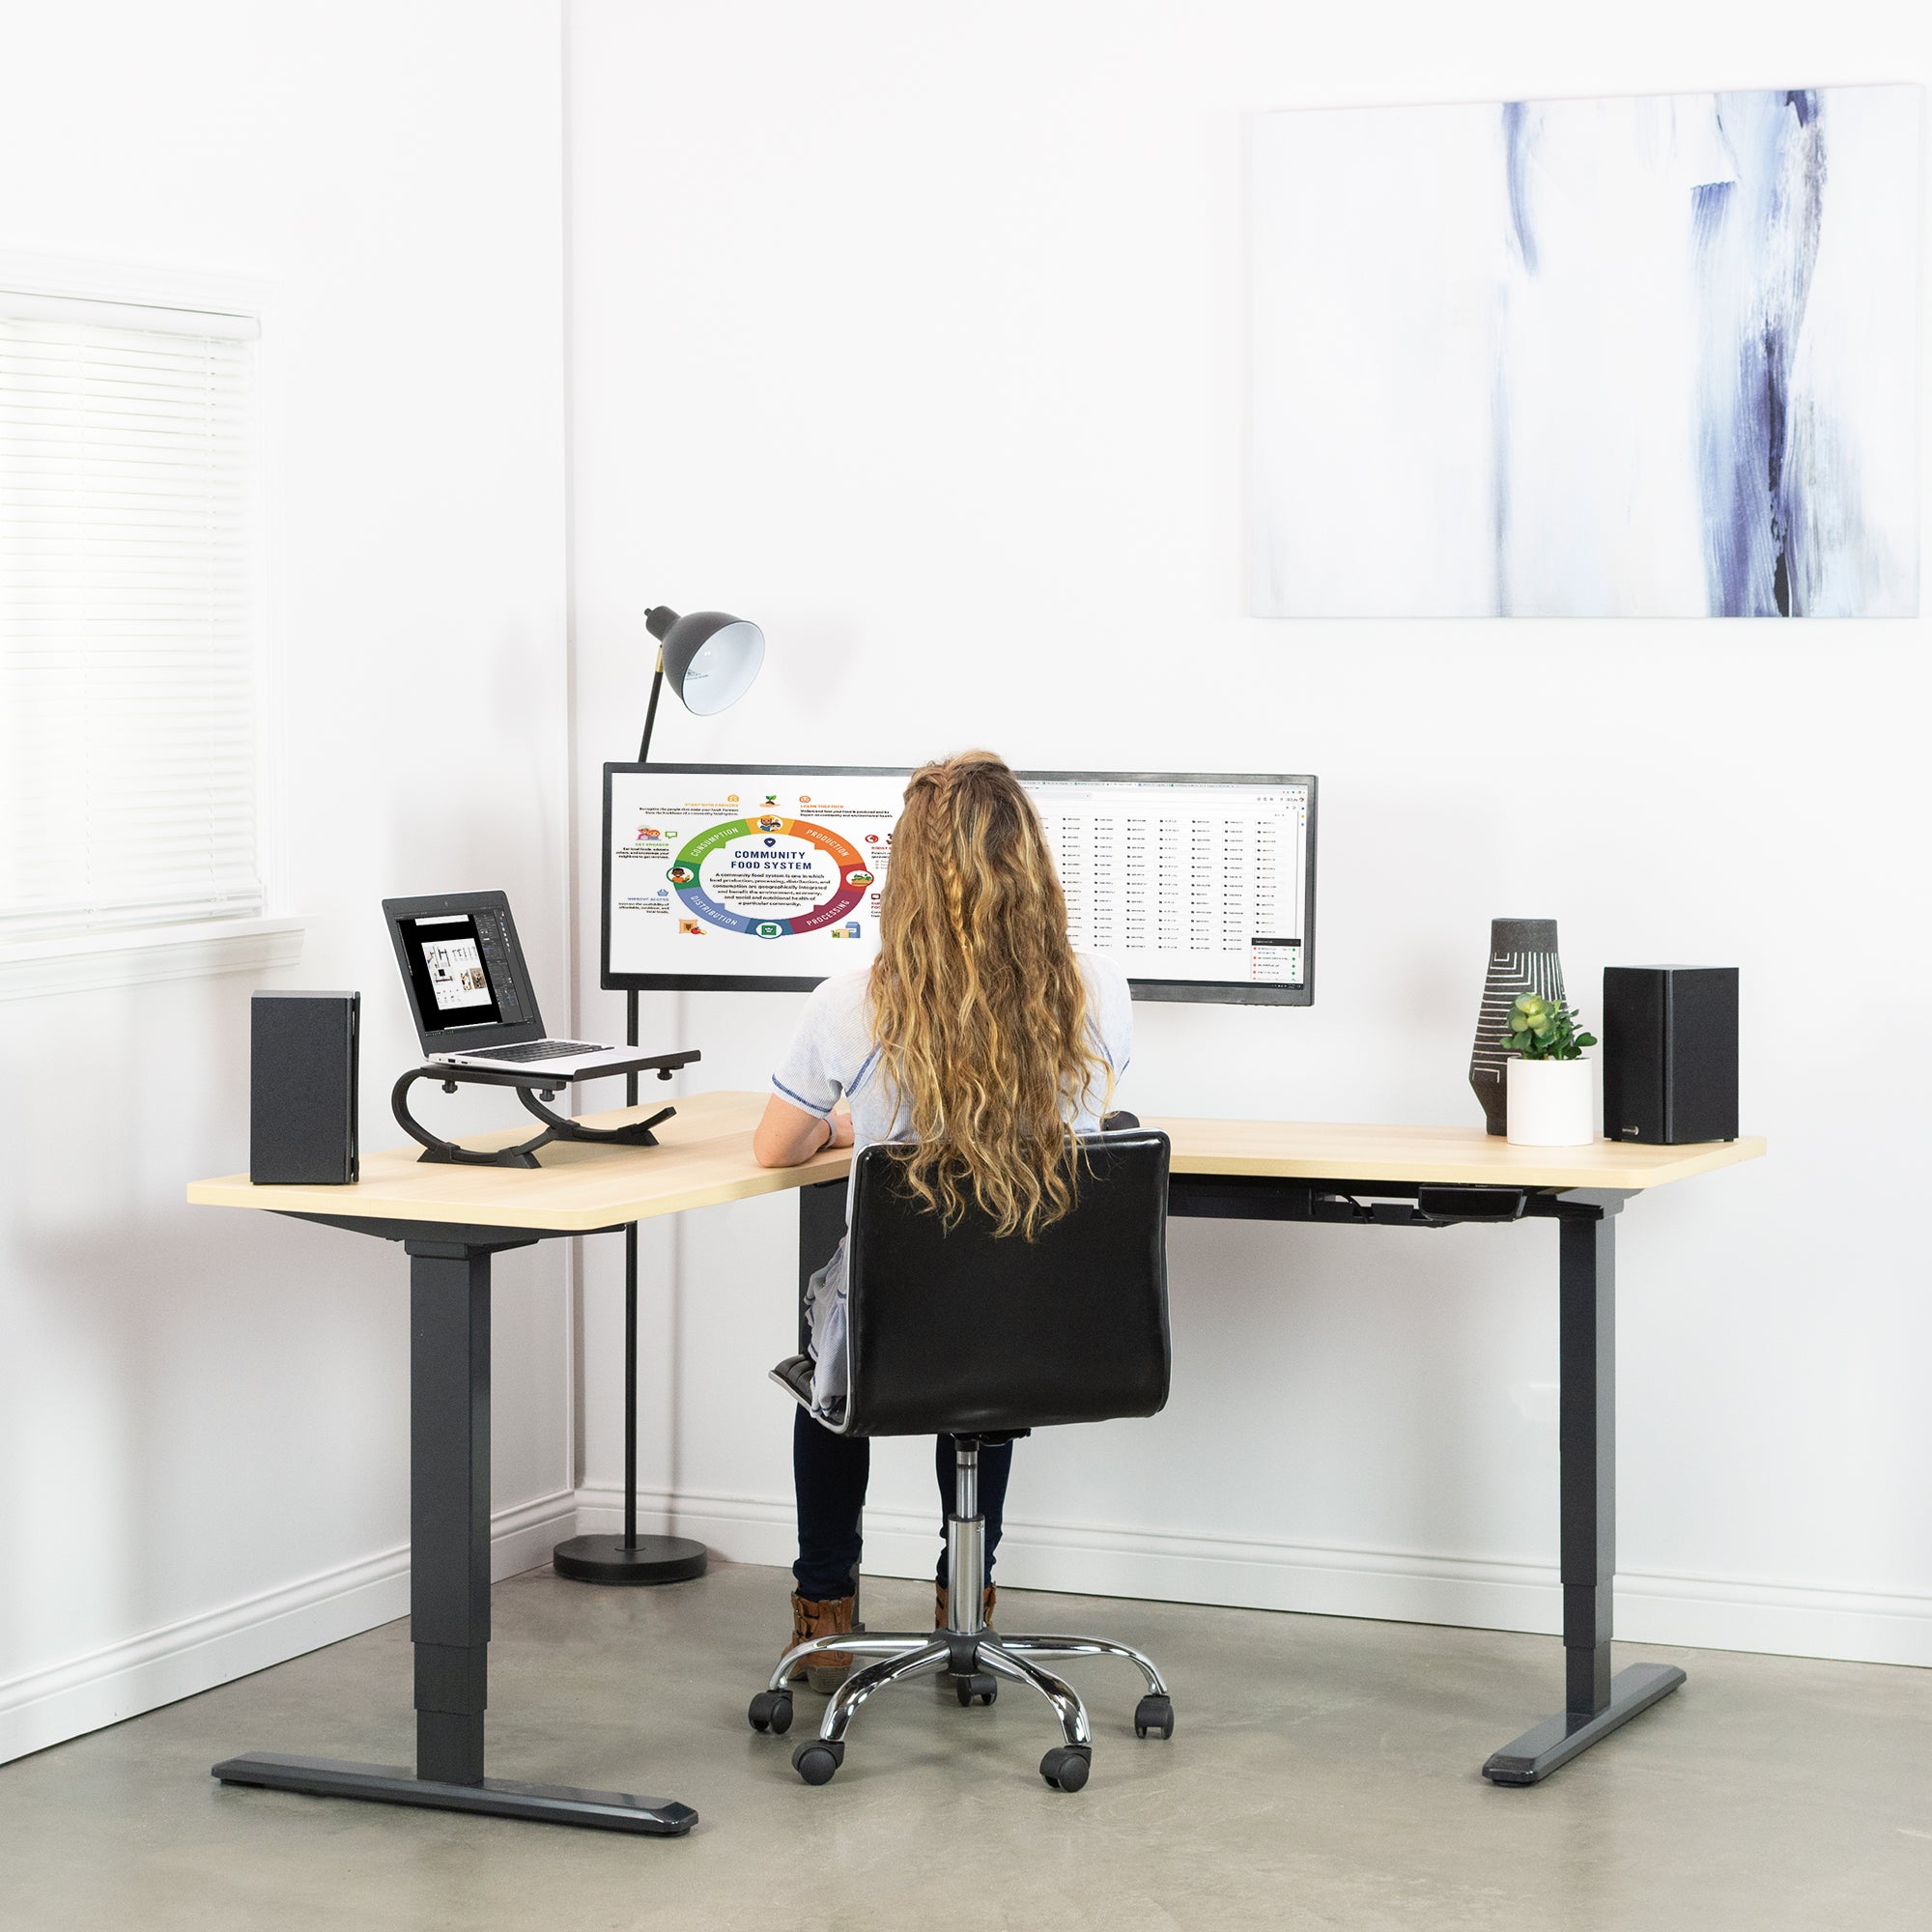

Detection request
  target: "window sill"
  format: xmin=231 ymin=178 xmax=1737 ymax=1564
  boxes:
xmin=0 ymin=915 xmax=307 ymax=1002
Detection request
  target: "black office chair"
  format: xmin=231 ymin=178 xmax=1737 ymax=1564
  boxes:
xmin=749 ymin=1128 xmax=1175 ymax=1791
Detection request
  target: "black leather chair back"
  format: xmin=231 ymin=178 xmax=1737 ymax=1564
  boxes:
xmin=841 ymin=1129 xmax=1171 ymax=1437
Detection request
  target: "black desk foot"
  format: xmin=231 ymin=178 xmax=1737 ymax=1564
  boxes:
xmin=553 ymin=1533 xmax=708 ymax=1585
xmin=1481 ymin=1662 xmax=1687 ymax=1785
xmin=212 ymin=1752 xmax=697 ymax=1835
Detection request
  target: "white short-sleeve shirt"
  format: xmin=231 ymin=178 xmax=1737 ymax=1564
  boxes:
xmin=772 ymin=953 xmax=1133 ymax=1418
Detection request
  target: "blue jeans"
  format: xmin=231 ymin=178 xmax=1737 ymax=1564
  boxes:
xmin=791 ymin=1406 xmax=1014 ymax=1602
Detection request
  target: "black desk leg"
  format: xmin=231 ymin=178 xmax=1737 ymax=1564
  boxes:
xmin=213 ymin=1237 xmax=697 ymax=1835
xmin=1483 ymin=1203 xmax=1685 ymax=1785
xmin=411 ymin=1244 xmax=492 ymax=1781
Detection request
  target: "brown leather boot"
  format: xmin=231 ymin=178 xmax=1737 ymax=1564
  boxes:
xmin=785 ymin=1591 xmax=855 ymax=1693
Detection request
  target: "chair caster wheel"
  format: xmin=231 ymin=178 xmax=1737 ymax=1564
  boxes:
xmin=955 ymin=1672 xmax=998 ymax=1707
xmin=748 ymin=1690 xmax=793 ymax=1735
xmin=792 ymin=1739 xmax=844 ymax=1785
xmin=1039 ymin=1746 xmax=1091 ymax=1791
xmin=1133 ymin=1694 xmax=1174 ymax=1740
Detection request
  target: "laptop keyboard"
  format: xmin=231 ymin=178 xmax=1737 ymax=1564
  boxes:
xmin=474 ymin=1040 xmax=603 ymax=1063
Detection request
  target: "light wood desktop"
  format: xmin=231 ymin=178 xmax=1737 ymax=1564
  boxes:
xmin=186 ymin=1087 xmax=1762 ymax=1229
xmin=186 ymin=1090 xmax=1762 ymax=1827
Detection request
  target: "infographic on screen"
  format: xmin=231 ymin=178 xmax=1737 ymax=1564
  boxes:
xmin=605 ymin=767 xmax=1314 ymax=997
xmin=607 ymin=769 xmax=904 ymax=980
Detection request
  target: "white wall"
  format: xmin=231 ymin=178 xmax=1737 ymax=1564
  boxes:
xmin=566 ymin=0 xmax=1932 ymax=1664
xmin=0 ymin=1 xmax=570 ymax=1760
xmin=2 ymin=0 xmax=1920 ymax=1774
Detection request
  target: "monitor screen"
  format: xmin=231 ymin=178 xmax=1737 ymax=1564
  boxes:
xmin=603 ymin=765 xmax=1316 ymax=1004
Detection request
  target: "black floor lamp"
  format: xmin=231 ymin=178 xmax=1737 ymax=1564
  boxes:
xmin=552 ymin=605 xmax=766 ymax=1586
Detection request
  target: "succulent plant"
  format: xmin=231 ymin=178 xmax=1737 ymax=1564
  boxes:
xmin=1504 ymin=993 xmax=1597 ymax=1063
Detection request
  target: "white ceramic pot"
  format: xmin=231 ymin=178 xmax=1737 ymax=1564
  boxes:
xmin=1505 ymin=1057 xmax=1596 ymax=1148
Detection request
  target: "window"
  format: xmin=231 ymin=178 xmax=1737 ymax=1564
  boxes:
xmin=0 ymin=289 xmax=264 ymax=943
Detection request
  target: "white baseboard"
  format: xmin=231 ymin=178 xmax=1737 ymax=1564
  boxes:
xmin=0 ymin=1491 xmax=576 ymax=1768
xmin=12 ymin=1479 xmax=1920 ymax=1772
xmin=577 ymin=1483 xmax=1932 ymax=1670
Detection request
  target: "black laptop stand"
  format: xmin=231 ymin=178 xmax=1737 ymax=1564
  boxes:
xmin=391 ymin=1050 xmax=700 ymax=1169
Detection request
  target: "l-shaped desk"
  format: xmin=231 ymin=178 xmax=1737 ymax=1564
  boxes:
xmin=187 ymin=1091 xmax=1763 ymax=1833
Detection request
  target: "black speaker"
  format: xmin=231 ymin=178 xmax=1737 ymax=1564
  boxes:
xmin=1602 ymin=967 xmax=1737 ymax=1146
xmin=251 ymin=991 xmax=360 ymax=1183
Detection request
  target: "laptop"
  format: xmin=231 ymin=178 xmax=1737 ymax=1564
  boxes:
xmin=384 ymin=890 xmax=645 ymax=1077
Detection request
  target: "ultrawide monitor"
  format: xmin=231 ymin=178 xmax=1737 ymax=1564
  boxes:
xmin=602 ymin=764 xmax=1317 ymax=1004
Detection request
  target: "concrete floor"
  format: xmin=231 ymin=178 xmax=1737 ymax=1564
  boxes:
xmin=2 ymin=1564 xmax=1928 ymax=1932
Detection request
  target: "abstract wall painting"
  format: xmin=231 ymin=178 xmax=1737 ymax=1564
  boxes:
xmin=1249 ymin=86 xmax=1922 ymax=618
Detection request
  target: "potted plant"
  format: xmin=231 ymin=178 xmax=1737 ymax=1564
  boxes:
xmin=1502 ymin=993 xmax=1598 ymax=1148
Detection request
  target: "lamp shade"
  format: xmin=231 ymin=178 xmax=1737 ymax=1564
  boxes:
xmin=645 ymin=606 xmax=765 ymax=718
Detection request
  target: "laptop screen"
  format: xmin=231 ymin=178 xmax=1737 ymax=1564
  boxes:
xmin=399 ymin=912 xmax=507 ymax=1030
xmin=383 ymin=892 xmax=545 ymax=1052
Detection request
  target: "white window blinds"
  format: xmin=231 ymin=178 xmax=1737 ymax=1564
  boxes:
xmin=0 ymin=292 xmax=263 ymax=942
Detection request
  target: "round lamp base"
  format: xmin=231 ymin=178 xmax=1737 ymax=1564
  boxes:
xmin=552 ymin=1533 xmax=709 ymax=1586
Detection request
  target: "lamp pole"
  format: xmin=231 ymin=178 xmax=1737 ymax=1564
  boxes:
xmin=553 ymin=603 xmax=762 ymax=1589
xmin=626 ymin=632 xmax=663 ymax=1557
xmin=637 ymin=649 xmax=665 ymax=765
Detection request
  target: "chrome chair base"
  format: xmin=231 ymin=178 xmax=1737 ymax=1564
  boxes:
xmin=749 ymin=1442 xmax=1175 ymax=1789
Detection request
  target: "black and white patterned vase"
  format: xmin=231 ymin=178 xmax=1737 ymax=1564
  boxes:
xmin=1469 ymin=919 xmax=1564 ymax=1137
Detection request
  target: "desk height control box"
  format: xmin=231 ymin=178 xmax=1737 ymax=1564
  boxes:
xmin=1602 ymin=966 xmax=1738 ymax=1145
xmin=251 ymin=991 xmax=360 ymax=1184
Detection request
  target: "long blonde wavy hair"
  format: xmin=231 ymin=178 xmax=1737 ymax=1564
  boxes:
xmin=869 ymin=751 xmax=1110 ymax=1237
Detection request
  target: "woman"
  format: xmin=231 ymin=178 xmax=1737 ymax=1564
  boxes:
xmin=753 ymin=750 xmax=1131 ymax=1689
